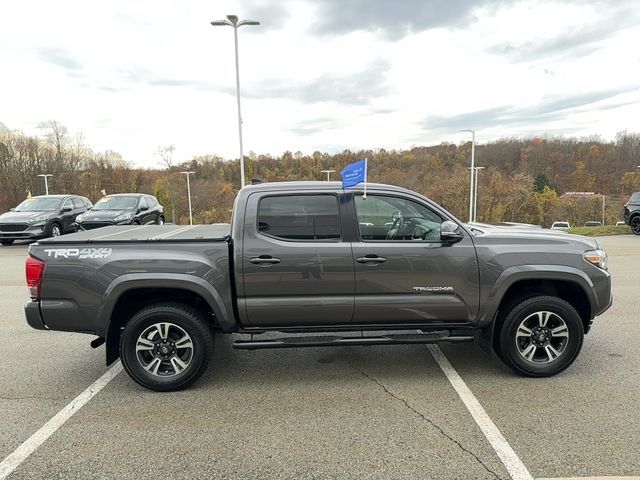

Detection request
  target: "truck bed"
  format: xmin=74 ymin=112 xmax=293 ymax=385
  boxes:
xmin=38 ymin=223 xmax=231 ymax=244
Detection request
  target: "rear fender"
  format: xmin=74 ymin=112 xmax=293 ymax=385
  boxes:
xmin=101 ymin=274 xmax=235 ymax=365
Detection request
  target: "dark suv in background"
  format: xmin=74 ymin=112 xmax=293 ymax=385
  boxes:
xmin=624 ymin=192 xmax=640 ymax=235
xmin=75 ymin=193 xmax=164 ymax=230
xmin=0 ymin=195 xmax=92 ymax=245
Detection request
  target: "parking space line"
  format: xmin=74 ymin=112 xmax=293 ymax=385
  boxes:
xmin=538 ymin=477 xmax=640 ymax=480
xmin=427 ymin=345 xmax=534 ymax=480
xmin=0 ymin=362 xmax=123 ymax=480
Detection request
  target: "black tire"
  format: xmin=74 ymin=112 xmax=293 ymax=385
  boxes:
xmin=48 ymin=222 xmax=62 ymax=238
xmin=631 ymin=216 xmax=640 ymax=235
xmin=119 ymin=303 xmax=214 ymax=391
xmin=1 ymin=240 xmax=14 ymax=246
xmin=498 ymin=296 xmax=584 ymax=377
xmin=156 ymin=216 xmax=165 ymax=225
xmin=132 ymin=220 xmax=141 ymax=225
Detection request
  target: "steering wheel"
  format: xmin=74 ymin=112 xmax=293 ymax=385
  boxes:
xmin=386 ymin=215 xmax=404 ymax=240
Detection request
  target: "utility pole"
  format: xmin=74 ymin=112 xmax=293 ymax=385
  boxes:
xmin=38 ymin=174 xmax=53 ymax=195
xmin=211 ymin=15 xmax=260 ymax=188
xmin=180 ymin=171 xmax=195 ymax=225
xmin=321 ymin=169 xmax=335 ymax=181
xmin=460 ymin=130 xmax=476 ymax=222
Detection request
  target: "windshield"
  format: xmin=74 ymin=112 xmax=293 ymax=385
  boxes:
xmin=93 ymin=196 xmax=138 ymax=211
xmin=15 ymin=198 xmax=62 ymax=212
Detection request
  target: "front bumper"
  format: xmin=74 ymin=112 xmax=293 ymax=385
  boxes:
xmin=24 ymin=300 xmax=48 ymax=330
xmin=0 ymin=224 xmax=46 ymax=240
xmin=77 ymin=221 xmax=129 ymax=230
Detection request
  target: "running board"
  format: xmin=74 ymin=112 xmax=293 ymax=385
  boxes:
xmin=233 ymin=331 xmax=475 ymax=350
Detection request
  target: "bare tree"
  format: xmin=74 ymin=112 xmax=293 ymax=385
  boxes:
xmin=156 ymin=145 xmax=176 ymax=170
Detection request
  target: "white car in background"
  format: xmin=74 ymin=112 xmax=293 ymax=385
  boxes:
xmin=551 ymin=221 xmax=571 ymax=230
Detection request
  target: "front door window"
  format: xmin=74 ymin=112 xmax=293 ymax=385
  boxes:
xmin=354 ymin=195 xmax=443 ymax=242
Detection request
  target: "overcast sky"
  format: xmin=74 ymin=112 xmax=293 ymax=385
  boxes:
xmin=1 ymin=0 xmax=639 ymax=167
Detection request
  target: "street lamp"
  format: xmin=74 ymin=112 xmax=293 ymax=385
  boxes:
xmin=37 ymin=174 xmax=53 ymax=195
xmin=473 ymin=166 xmax=485 ymax=222
xmin=460 ymin=129 xmax=476 ymax=222
xmin=180 ymin=171 xmax=195 ymax=225
xmin=321 ymin=169 xmax=335 ymax=181
xmin=211 ymin=14 xmax=260 ymax=189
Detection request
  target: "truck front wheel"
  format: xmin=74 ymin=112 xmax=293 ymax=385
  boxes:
xmin=498 ymin=296 xmax=584 ymax=377
xmin=119 ymin=302 xmax=214 ymax=391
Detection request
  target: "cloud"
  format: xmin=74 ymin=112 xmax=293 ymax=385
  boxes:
xmin=421 ymin=84 xmax=640 ymax=131
xmin=288 ymin=116 xmax=345 ymax=135
xmin=233 ymin=0 xmax=290 ymax=31
xmin=488 ymin=6 xmax=639 ymax=62
xmin=36 ymin=47 xmax=83 ymax=72
xmin=245 ymin=59 xmax=391 ymax=105
xmin=307 ymin=0 xmax=500 ymax=39
xmin=116 ymin=67 xmax=219 ymax=91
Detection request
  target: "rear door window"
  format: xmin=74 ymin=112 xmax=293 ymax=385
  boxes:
xmin=258 ymin=195 xmax=341 ymax=241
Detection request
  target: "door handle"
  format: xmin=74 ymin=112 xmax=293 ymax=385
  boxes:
xmin=250 ymin=256 xmax=281 ymax=265
xmin=356 ymin=255 xmax=387 ymax=264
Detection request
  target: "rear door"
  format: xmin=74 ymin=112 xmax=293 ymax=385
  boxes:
xmin=241 ymin=192 xmax=355 ymax=326
xmin=350 ymin=193 xmax=480 ymax=325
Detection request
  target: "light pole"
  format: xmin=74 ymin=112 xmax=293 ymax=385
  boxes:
xmin=38 ymin=174 xmax=53 ymax=195
xmin=180 ymin=171 xmax=195 ymax=225
xmin=473 ymin=166 xmax=485 ymax=222
xmin=321 ymin=169 xmax=335 ymax=181
xmin=211 ymin=14 xmax=260 ymax=189
xmin=460 ymin=129 xmax=476 ymax=222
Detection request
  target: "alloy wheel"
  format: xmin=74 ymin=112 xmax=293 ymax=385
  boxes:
xmin=135 ymin=322 xmax=194 ymax=377
xmin=515 ymin=311 xmax=569 ymax=364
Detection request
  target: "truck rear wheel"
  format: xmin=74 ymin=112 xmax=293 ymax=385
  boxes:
xmin=119 ymin=302 xmax=214 ymax=391
xmin=498 ymin=296 xmax=584 ymax=377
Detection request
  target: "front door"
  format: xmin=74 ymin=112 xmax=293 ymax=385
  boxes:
xmin=60 ymin=198 xmax=76 ymax=233
xmin=241 ymin=192 xmax=355 ymax=326
xmin=351 ymin=193 xmax=479 ymax=325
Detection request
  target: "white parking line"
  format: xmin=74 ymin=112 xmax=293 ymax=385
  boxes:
xmin=427 ymin=345 xmax=534 ymax=480
xmin=0 ymin=362 xmax=123 ymax=480
xmin=538 ymin=477 xmax=640 ymax=480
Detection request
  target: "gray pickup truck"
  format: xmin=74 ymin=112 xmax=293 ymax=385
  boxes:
xmin=24 ymin=182 xmax=612 ymax=391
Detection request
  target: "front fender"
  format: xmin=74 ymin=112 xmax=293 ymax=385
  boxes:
xmin=477 ymin=265 xmax=597 ymax=328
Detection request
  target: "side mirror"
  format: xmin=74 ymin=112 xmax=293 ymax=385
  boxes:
xmin=139 ymin=205 xmax=149 ymax=211
xmin=440 ymin=220 xmax=464 ymax=244
xmin=61 ymin=206 xmax=72 ymax=213
xmin=87 ymin=206 xmax=92 ymax=210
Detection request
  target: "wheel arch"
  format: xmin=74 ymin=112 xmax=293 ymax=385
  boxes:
xmin=101 ymin=274 xmax=234 ymax=365
xmin=476 ymin=266 xmax=596 ymax=354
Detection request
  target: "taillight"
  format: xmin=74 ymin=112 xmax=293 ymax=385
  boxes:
xmin=26 ymin=256 xmax=45 ymax=299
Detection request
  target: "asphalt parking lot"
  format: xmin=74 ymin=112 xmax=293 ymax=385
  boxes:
xmin=1 ymin=236 xmax=639 ymax=480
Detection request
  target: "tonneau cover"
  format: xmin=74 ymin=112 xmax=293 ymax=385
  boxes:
xmin=38 ymin=224 xmax=231 ymax=243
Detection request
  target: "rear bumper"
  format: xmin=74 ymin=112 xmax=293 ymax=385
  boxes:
xmin=24 ymin=300 xmax=48 ymax=330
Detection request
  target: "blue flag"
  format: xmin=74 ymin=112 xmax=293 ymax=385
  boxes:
xmin=340 ymin=159 xmax=367 ymax=188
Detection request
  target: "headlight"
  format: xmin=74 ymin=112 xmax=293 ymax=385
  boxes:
xmin=114 ymin=213 xmax=134 ymax=222
xmin=583 ymin=249 xmax=608 ymax=270
xmin=75 ymin=214 xmax=84 ymax=223
xmin=33 ymin=215 xmax=50 ymax=223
